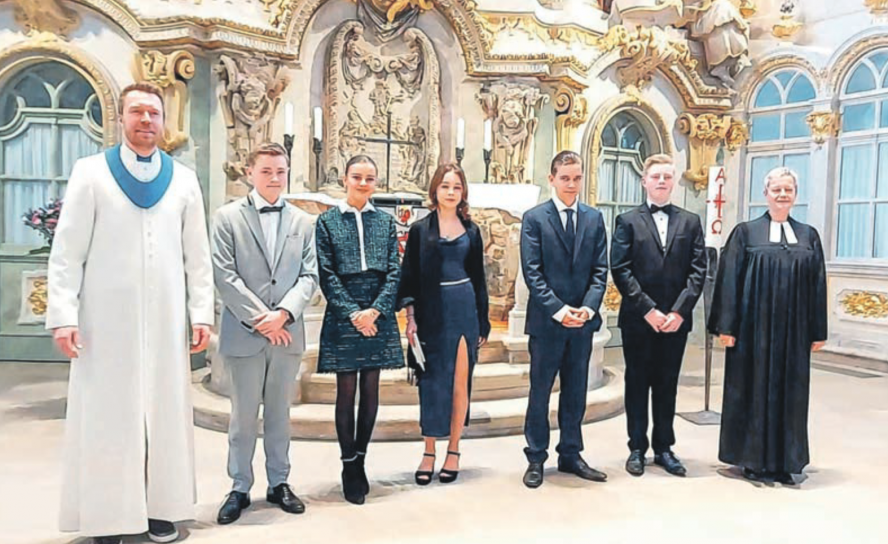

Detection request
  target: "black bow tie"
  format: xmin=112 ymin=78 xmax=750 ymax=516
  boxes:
xmin=259 ymin=206 xmax=283 ymax=214
xmin=649 ymin=203 xmax=672 ymax=214
xmin=136 ymin=154 xmax=153 ymax=163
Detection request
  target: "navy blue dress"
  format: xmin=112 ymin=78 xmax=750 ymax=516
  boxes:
xmin=418 ymin=233 xmax=480 ymax=437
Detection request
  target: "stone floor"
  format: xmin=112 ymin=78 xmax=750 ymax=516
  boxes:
xmin=1 ymin=350 xmax=887 ymax=544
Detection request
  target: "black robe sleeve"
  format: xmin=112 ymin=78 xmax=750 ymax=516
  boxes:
xmin=810 ymin=228 xmax=828 ymax=342
xmin=708 ymin=222 xmax=748 ymax=337
xmin=396 ymin=222 xmax=421 ymax=311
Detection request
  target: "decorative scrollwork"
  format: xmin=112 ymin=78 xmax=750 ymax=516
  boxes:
xmin=840 ymin=291 xmax=888 ymax=319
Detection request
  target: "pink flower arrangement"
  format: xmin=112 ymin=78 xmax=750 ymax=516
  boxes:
xmin=21 ymin=198 xmax=64 ymax=247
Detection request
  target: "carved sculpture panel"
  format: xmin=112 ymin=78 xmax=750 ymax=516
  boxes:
xmin=216 ymin=54 xmax=290 ymax=197
xmin=324 ymin=21 xmax=441 ymax=194
xmin=806 ymin=111 xmax=840 ymax=146
xmin=138 ymin=50 xmax=195 ymax=153
xmin=12 ymin=0 xmax=81 ymax=39
xmin=476 ymin=83 xmax=549 ymax=184
xmin=599 ymin=25 xmax=697 ymax=90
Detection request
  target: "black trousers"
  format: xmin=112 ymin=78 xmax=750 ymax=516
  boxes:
xmin=524 ymin=331 xmax=593 ymax=464
xmin=621 ymin=327 xmax=689 ymax=455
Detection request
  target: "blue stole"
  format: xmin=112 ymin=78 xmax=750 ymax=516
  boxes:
xmin=104 ymin=145 xmax=174 ymax=209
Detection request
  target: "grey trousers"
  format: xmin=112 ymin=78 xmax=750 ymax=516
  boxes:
xmin=225 ymin=346 xmax=301 ymax=493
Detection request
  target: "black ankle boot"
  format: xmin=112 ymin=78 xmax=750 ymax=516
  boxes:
xmin=355 ymin=452 xmax=370 ymax=495
xmin=341 ymin=458 xmax=365 ymax=505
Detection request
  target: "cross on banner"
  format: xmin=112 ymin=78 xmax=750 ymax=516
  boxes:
xmin=357 ymin=112 xmax=421 ymax=193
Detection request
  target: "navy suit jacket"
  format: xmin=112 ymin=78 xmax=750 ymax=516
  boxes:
xmin=520 ymin=199 xmax=609 ymax=338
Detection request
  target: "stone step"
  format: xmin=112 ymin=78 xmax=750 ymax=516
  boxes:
xmin=192 ymin=367 xmax=624 ymax=441
xmin=301 ymin=362 xmax=546 ymax=405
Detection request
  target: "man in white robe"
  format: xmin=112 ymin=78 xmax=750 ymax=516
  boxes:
xmin=46 ymin=82 xmax=214 ymax=544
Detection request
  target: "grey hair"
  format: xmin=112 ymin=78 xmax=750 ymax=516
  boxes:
xmin=763 ymin=166 xmax=799 ymax=191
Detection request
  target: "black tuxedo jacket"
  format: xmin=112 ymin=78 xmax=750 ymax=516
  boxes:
xmin=610 ymin=203 xmax=706 ymax=333
xmin=520 ymin=199 xmax=609 ymax=337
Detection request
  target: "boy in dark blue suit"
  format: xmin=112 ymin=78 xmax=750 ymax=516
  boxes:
xmin=520 ymin=151 xmax=609 ymax=488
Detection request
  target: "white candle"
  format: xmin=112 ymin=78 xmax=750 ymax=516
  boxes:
xmin=457 ymin=118 xmax=465 ymax=149
xmin=285 ymin=102 xmax=294 ymax=135
xmin=313 ymin=107 xmax=323 ymax=141
xmin=483 ymin=119 xmax=493 ymax=151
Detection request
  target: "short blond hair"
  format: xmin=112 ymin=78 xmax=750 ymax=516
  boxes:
xmin=642 ymin=154 xmax=674 ymax=176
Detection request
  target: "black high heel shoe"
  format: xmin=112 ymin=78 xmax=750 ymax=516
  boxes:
xmin=415 ymin=452 xmax=436 ymax=486
xmin=341 ymin=458 xmax=365 ymax=505
xmin=438 ymin=451 xmax=461 ymax=484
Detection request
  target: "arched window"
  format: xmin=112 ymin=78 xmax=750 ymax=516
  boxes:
xmin=596 ymin=111 xmax=653 ymax=232
xmin=745 ymin=69 xmax=816 ymax=222
xmin=835 ymin=49 xmax=888 ymax=260
xmin=0 ymin=61 xmax=103 ymax=246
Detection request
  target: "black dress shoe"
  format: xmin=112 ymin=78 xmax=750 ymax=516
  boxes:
xmin=626 ymin=450 xmax=645 ymax=476
xmin=147 ymin=519 xmax=179 ymax=543
xmin=267 ymin=483 xmax=306 ymax=514
xmin=93 ymin=537 xmax=121 ymax=544
xmin=523 ymin=461 xmax=544 ymax=488
xmin=557 ymin=457 xmax=608 ymax=482
xmin=217 ymin=491 xmax=251 ymax=525
xmin=773 ymin=471 xmax=796 ymax=486
xmin=741 ymin=467 xmax=763 ymax=482
xmin=654 ymin=451 xmax=687 ymax=477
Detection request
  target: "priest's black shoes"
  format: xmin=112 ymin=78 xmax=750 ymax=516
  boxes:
xmin=217 ymin=491 xmax=251 ymax=525
xmin=557 ymin=457 xmax=608 ymax=482
xmin=741 ymin=467 xmax=764 ymax=482
xmin=267 ymin=483 xmax=306 ymax=514
xmin=147 ymin=519 xmax=179 ymax=543
xmin=93 ymin=537 xmax=121 ymax=544
xmin=654 ymin=451 xmax=687 ymax=477
xmin=773 ymin=471 xmax=797 ymax=486
xmin=523 ymin=461 xmax=544 ymax=488
xmin=626 ymin=450 xmax=645 ymax=476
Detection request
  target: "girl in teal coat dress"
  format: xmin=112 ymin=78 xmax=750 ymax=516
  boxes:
xmin=315 ymin=155 xmax=404 ymax=505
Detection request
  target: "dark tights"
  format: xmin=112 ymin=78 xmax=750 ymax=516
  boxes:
xmin=335 ymin=369 xmax=381 ymax=459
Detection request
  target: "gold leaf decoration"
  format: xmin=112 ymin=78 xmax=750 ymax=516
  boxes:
xmin=840 ymin=291 xmax=888 ymax=319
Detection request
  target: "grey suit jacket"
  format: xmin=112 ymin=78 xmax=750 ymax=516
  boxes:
xmin=212 ymin=196 xmax=319 ymax=357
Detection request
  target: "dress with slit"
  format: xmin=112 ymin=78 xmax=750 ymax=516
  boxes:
xmin=418 ymin=232 xmax=480 ymax=437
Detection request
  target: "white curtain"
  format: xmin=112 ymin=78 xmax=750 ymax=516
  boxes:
xmin=2 ymin=121 xmax=100 ymax=245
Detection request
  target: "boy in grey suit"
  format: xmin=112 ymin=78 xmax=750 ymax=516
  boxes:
xmin=211 ymin=143 xmax=318 ymax=524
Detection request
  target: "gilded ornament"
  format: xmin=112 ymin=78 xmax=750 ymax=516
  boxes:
xmin=724 ymin=119 xmax=749 ymax=153
xmin=677 ymin=112 xmax=731 ymax=190
xmin=598 ymin=25 xmax=697 ymax=90
xmin=554 ymin=86 xmax=589 ymax=152
xmin=840 ymin=291 xmax=888 ymax=319
xmin=28 ymin=278 xmax=48 ymax=317
xmin=805 ymin=111 xmax=840 ymax=145
xmin=139 ymin=50 xmax=196 ymax=152
xmin=603 ymin=281 xmax=622 ymax=312
xmin=864 ymin=0 xmax=888 ymax=17
xmin=738 ymin=0 xmax=757 ymax=18
xmin=12 ymin=0 xmax=81 ymax=39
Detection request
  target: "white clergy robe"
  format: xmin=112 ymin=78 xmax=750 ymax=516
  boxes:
xmin=46 ymin=149 xmax=214 ymax=537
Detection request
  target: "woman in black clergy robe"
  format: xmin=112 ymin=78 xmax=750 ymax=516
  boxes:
xmin=708 ymin=166 xmax=827 ymax=485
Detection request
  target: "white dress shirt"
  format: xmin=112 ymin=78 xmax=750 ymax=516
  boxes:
xmin=120 ymin=141 xmax=161 ymax=182
xmin=251 ymin=190 xmax=282 ymax=260
xmin=769 ymin=219 xmax=798 ymax=245
xmin=550 ymin=194 xmax=595 ymax=324
xmin=339 ymin=199 xmax=376 ymax=272
xmin=647 ymin=199 xmax=669 ymax=249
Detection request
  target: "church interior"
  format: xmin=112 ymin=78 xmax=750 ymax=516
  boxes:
xmin=0 ymin=0 xmax=887 ymax=543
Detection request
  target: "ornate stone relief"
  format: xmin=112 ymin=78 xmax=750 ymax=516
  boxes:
xmin=324 ymin=21 xmax=441 ymax=194
xmin=476 ymin=83 xmax=549 ymax=184
xmin=676 ymin=112 xmax=732 ymax=191
xmin=11 ymin=0 xmax=81 ymax=39
xmin=609 ymin=0 xmax=751 ymax=88
xmin=18 ymin=270 xmax=48 ymax=325
xmin=724 ymin=118 xmax=748 ymax=152
xmin=216 ymin=54 xmax=290 ymax=197
xmin=554 ymin=86 xmax=589 ymax=153
xmin=864 ymin=0 xmax=888 ymax=17
xmin=598 ymin=25 xmax=696 ymax=90
xmin=806 ymin=111 xmax=840 ymax=146
xmin=138 ymin=50 xmax=195 ymax=152
xmin=840 ymin=291 xmax=888 ymax=319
